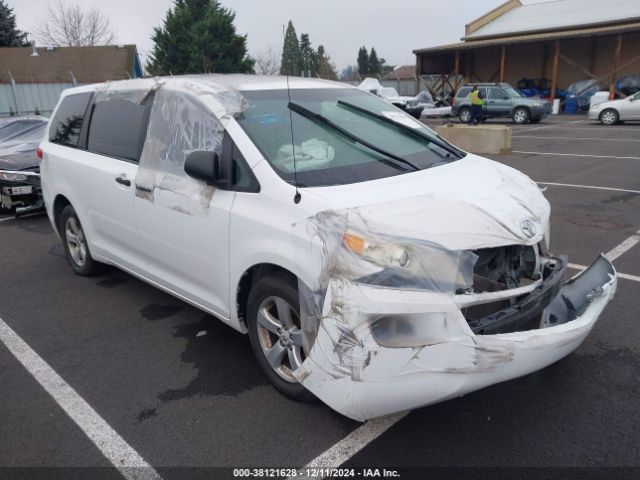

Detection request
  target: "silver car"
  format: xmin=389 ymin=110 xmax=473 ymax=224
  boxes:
xmin=589 ymin=91 xmax=640 ymax=124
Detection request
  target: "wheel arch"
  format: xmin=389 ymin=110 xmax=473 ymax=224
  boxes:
xmin=52 ymin=194 xmax=72 ymax=234
xmin=235 ymin=263 xmax=300 ymax=331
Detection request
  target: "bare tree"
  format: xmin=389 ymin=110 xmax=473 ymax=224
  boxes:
xmin=254 ymin=45 xmax=281 ymax=76
xmin=32 ymin=2 xmax=116 ymax=47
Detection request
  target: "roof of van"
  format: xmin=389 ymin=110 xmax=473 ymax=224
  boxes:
xmin=60 ymin=74 xmax=349 ymax=97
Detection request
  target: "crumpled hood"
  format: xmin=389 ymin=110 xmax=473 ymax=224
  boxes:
xmin=303 ymin=155 xmax=549 ymax=250
xmin=0 ymin=151 xmax=40 ymax=171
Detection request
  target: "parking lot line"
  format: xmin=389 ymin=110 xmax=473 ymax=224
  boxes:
xmin=0 ymin=317 xmax=162 ymax=480
xmin=605 ymin=229 xmax=640 ymax=262
xmin=530 ymin=125 xmax=640 ymax=132
xmin=536 ymin=182 xmax=640 ymax=195
xmin=0 ymin=216 xmax=15 ymax=223
xmin=514 ymin=135 xmax=640 ymax=142
xmin=568 ymin=263 xmax=640 ymax=283
xmin=513 ymin=151 xmax=640 ymax=160
xmin=511 ymin=119 xmax=586 ymax=133
xmin=291 ymin=412 xmax=408 ymax=478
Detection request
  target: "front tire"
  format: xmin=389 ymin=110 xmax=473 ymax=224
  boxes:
xmin=459 ymin=107 xmax=472 ymax=123
xmin=247 ymin=273 xmax=315 ymax=402
xmin=512 ymin=107 xmax=530 ymax=124
xmin=59 ymin=205 xmax=100 ymax=276
xmin=600 ymin=109 xmax=619 ymax=125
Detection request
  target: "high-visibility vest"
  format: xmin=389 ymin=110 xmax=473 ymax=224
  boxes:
xmin=470 ymin=90 xmax=484 ymax=106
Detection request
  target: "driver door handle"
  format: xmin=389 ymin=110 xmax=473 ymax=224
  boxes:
xmin=115 ymin=176 xmax=131 ymax=187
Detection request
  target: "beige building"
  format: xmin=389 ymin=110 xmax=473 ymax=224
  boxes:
xmin=413 ymin=0 xmax=640 ymax=99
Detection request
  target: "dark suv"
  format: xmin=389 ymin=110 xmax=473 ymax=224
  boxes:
xmin=452 ymin=83 xmax=551 ymax=124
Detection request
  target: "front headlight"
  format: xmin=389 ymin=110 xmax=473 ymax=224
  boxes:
xmin=0 ymin=171 xmax=27 ymax=181
xmin=343 ymin=232 xmax=410 ymax=268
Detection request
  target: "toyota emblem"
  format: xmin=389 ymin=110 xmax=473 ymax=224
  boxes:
xmin=520 ymin=219 xmax=537 ymax=238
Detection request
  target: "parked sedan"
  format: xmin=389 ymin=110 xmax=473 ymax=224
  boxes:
xmin=588 ymin=91 xmax=640 ymax=125
xmin=0 ymin=116 xmax=47 ymax=215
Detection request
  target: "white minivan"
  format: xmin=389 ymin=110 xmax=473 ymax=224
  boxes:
xmin=41 ymin=75 xmax=617 ymax=421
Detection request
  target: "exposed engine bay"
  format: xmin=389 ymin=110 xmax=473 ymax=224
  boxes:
xmin=460 ymin=245 xmax=566 ymax=335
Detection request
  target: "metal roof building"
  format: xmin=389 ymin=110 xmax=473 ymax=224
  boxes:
xmin=0 ymin=45 xmax=143 ymax=117
xmin=413 ymin=0 xmax=640 ymax=100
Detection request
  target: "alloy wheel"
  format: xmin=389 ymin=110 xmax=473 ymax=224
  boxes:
xmin=256 ymin=296 xmax=305 ymax=383
xmin=513 ymin=110 xmax=528 ymax=124
xmin=601 ymin=110 xmax=617 ymax=125
xmin=65 ymin=216 xmax=87 ymax=267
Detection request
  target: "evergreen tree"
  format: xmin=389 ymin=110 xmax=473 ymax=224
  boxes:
xmin=0 ymin=0 xmax=28 ymax=47
xmin=316 ymin=45 xmax=337 ymax=80
xmin=299 ymin=33 xmax=316 ymax=77
xmin=147 ymin=0 xmax=254 ymax=75
xmin=368 ymin=47 xmax=381 ymax=77
xmin=280 ymin=20 xmax=300 ymax=76
xmin=357 ymin=46 xmax=369 ymax=76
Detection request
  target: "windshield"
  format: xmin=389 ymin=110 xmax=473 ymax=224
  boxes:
xmin=236 ymin=88 xmax=464 ymax=187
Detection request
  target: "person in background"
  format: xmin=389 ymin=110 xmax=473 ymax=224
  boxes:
xmin=470 ymin=86 xmax=484 ymax=125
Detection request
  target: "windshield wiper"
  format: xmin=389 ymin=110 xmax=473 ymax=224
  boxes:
xmin=337 ymin=100 xmax=463 ymax=159
xmin=287 ymin=102 xmax=419 ymax=171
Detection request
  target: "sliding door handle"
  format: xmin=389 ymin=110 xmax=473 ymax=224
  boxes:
xmin=115 ymin=176 xmax=131 ymax=187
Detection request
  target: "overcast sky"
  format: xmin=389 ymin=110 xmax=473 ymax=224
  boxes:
xmin=11 ymin=0 xmax=525 ymax=72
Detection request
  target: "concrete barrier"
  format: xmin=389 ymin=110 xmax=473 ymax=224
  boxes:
xmin=434 ymin=124 xmax=512 ymax=155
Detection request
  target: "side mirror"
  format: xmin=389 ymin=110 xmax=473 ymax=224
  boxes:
xmin=184 ymin=150 xmax=227 ymax=187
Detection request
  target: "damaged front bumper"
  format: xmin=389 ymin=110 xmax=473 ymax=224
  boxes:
xmin=0 ymin=170 xmax=44 ymax=216
xmin=294 ymin=255 xmax=616 ymax=421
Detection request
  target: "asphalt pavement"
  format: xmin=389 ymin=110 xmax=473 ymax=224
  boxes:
xmin=1 ymin=114 xmax=639 ymax=480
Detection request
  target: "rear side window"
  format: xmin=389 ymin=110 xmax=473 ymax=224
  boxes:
xmin=49 ymin=92 xmax=92 ymax=147
xmin=87 ymin=97 xmax=149 ymax=162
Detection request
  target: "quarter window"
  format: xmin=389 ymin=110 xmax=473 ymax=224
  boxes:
xmin=87 ymin=96 xmax=149 ymax=161
xmin=49 ymin=92 xmax=92 ymax=147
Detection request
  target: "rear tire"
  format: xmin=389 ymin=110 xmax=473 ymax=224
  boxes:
xmin=59 ymin=205 xmax=101 ymax=276
xmin=512 ymin=108 xmax=530 ymax=124
xmin=458 ymin=107 xmax=472 ymax=124
xmin=599 ymin=109 xmax=619 ymax=125
xmin=247 ymin=273 xmax=316 ymax=402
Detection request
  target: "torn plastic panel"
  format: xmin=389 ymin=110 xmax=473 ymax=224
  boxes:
xmin=291 ymin=196 xmax=615 ymax=420
xmin=296 ymin=255 xmax=616 ymax=421
xmin=93 ymin=79 xmax=160 ymax=105
xmin=293 ymin=204 xmax=479 ymax=353
xmin=133 ymin=78 xmax=247 ymax=216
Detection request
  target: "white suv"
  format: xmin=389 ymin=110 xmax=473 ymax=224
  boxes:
xmin=41 ymin=75 xmax=616 ymax=421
